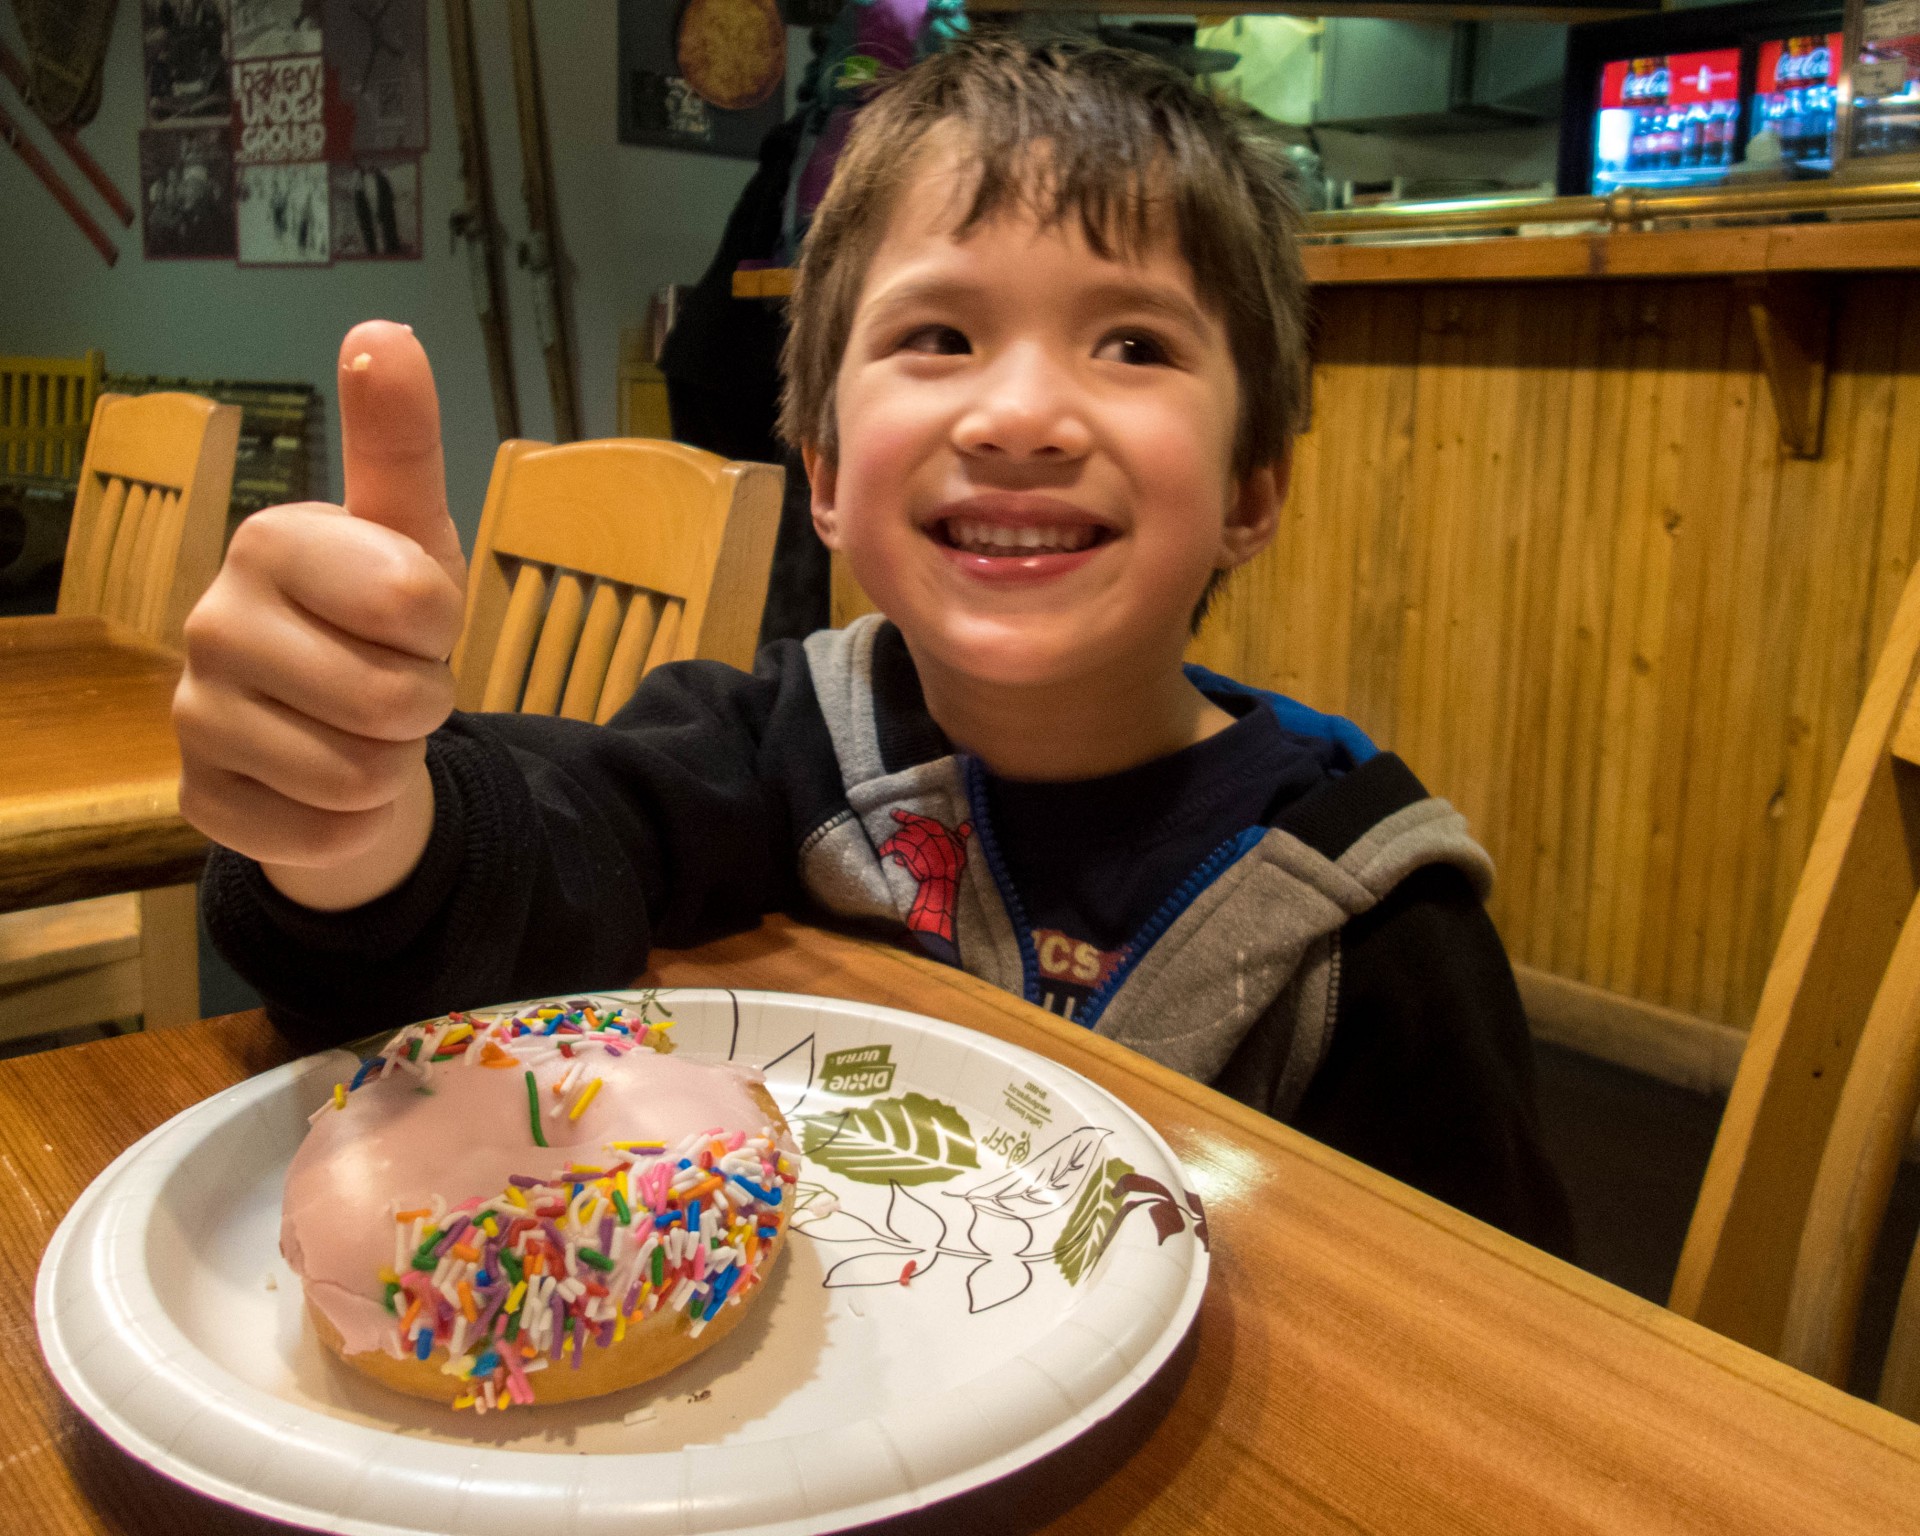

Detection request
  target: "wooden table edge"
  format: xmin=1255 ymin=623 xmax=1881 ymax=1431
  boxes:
xmin=0 ymin=613 xmax=181 ymax=658
xmin=0 ymin=783 xmax=185 ymax=837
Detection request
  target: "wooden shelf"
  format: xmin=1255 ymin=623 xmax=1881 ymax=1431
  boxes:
xmin=735 ymin=222 xmax=1920 ymax=301
xmin=732 ymin=266 xmax=794 ymax=299
xmin=1301 ymin=220 xmax=1920 ymax=285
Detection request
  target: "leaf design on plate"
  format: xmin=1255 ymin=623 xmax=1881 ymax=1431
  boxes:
xmin=791 ymin=1203 xmax=915 ymax=1248
xmin=822 ymin=1247 xmax=937 ymax=1289
xmin=1053 ymin=1156 xmax=1133 ymax=1286
xmin=954 ymin=1127 xmax=1111 ymax=1220
xmin=1114 ymin=1172 xmax=1186 ymax=1246
xmin=1184 ymin=1187 xmax=1211 ymax=1251
xmin=965 ymin=1204 xmax=1034 ymax=1260
xmin=758 ymin=1030 xmax=817 ymax=1117
xmin=883 ymin=1183 xmax=949 ymax=1251
xmin=966 ymin=1253 xmax=1034 ymax=1312
xmin=799 ymin=1093 xmax=980 ymax=1185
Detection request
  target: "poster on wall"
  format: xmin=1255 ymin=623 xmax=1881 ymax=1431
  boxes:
xmin=139 ymin=124 xmax=237 ymax=257
xmin=143 ymin=0 xmax=233 ymax=123
xmin=323 ymin=0 xmax=428 ymax=154
xmin=236 ymin=160 xmax=330 ymax=262
xmin=232 ymin=0 xmax=322 ymax=60
xmin=232 ymin=53 xmax=329 ymax=163
xmin=329 ymin=158 xmax=420 ymax=257
xmin=135 ymin=0 xmax=424 ymax=265
xmin=618 ymin=0 xmax=788 ymax=159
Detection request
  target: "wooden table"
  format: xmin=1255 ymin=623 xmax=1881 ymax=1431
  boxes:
xmin=7 ymin=916 xmax=1920 ymax=1534
xmin=0 ymin=614 xmax=207 ymax=913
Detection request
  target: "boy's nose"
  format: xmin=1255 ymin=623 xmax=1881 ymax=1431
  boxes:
xmin=951 ymin=346 xmax=1093 ymax=463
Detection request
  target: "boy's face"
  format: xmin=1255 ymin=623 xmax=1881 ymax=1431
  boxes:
xmin=805 ymin=144 xmax=1281 ymax=697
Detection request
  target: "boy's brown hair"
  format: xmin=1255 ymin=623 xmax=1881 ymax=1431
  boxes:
xmin=777 ymin=35 xmax=1311 ymax=484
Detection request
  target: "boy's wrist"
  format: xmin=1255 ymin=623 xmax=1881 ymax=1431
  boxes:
xmin=260 ymin=761 xmax=437 ymax=913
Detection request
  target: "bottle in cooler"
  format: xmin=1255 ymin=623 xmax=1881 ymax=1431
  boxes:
xmin=1780 ymin=87 xmax=1805 ymax=160
xmin=1809 ymin=84 xmax=1833 ymax=162
xmin=1680 ymin=102 xmax=1705 ymax=166
xmin=1706 ymin=100 xmax=1734 ymax=166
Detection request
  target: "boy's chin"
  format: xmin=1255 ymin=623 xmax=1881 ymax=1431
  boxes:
xmin=908 ymin=614 xmax=1179 ymax=694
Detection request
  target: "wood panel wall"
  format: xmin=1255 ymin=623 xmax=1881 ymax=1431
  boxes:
xmin=1187 ymin=274 xmax=1920 ymax=1034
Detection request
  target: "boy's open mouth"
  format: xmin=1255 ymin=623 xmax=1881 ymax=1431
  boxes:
xmin=933 ymin=518 xmax=1112 ymax=557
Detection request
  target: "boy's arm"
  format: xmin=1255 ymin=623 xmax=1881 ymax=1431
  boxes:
xmin=202 ymin=646 xmax=820 ymax=1054
xmin=1289 ymin=864 xmax=1579 ymax=1260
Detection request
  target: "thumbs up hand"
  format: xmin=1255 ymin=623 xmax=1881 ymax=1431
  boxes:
xmin=174 ymin=322 xmax=468 ymax=910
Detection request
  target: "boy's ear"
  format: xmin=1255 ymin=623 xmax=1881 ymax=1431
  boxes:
xmin=1217 ymin=450 xmax=1289 ymax=570
xmin=802 ymin=443 xmax=843 ymax=550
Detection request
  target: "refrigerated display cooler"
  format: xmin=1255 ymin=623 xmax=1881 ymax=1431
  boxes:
xmin=1560 ymin=1 xmax=1847 ymax=195
xmin=1592 ymin=49 xmax=1743 ymax=189
xmin=1752 ymin=32 xmax=1844 ymax=172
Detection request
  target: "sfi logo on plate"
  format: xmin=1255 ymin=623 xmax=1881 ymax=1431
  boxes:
xmin=822 ymin=1044 xmax=897 ymax=1096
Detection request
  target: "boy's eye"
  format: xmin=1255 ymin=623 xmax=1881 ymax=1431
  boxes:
xmin=899 ymin=324 xmax=971 ymax=356
xmin=1096 ymin=331 xmax=1173 ymax=367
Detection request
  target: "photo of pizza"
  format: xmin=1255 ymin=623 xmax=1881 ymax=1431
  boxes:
xmin=676 ymin=0 xmax=785 ymax=112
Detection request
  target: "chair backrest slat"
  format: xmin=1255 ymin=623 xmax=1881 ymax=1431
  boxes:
xmin=56 ymin=391 xmax=239 ymax=650
xmin=559 ymin=580 xmax=623 ymax=722
xmin=596 ymin=589 xmax=664 ymax=724
xmin=137 ymin=489 xmax=189 ymax=635
xmin=119 ymin=485 xmax=174 ymax=630
xmin=521 ymin=571 xmax=588 ymax=716
xmin=72 ymin=474 xmax=127 ymax=610
xmin=98 ymin=481 xmax=149 ymax=621
xmin=452 ymin=438 xmax=781 ymax=719
xmin=640 ymin=597 xmax=684 ymax=680
xmin=480 ymin=561 xmax=550 ymax=712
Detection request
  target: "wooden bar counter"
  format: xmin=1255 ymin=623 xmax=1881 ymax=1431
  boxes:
xmin=845 ymin=216 xmax=1920 ymax=1088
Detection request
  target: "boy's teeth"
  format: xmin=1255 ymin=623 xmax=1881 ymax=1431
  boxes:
xmin=944 ymin=518 xmax=1097 ymax=555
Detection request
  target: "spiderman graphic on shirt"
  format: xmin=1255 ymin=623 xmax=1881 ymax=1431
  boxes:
xmin=878 ymin=808 xmax=972 ymax=966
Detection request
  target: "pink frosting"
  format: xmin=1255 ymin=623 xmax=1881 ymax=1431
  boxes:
xmin=282 ymin=1042 xmax=783 ymax=1355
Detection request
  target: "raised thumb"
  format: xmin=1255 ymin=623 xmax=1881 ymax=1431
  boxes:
xmin=337 ymin=320 xmax=465 ymax=588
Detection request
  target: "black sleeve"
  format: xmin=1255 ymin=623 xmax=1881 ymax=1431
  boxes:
xmin=1290 ymin=864 xmax=1578 ymax=1260
xmin=201 ymin=642 xmax=831 ymax=1055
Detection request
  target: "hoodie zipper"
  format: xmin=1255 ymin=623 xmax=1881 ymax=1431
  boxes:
xmin=964 ymin=752 xmax=1267 ymax=1025
xmin=960 ymin=754 xmax=1044 ymax=1007
xmin=1077 ymin=825 xmax=1267 ymax=1026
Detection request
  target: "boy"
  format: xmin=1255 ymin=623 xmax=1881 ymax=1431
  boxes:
xmin=177 ymin=40 xmax=1573 ymax=1254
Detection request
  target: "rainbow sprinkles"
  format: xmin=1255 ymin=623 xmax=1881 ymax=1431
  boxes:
xmin=312 ymin=1000 xmax=797 ymax=1413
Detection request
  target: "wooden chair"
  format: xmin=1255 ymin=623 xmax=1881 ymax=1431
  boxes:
xmin=0 ymin=347 xmax=103 ymax=481
xmin=451 ymin=437 xmax=782 ymax=719
xmin=0 ymin=392 xmax=240 ymax=1044
xmin=1670 ymin=557 xmax=1920 ymax=1418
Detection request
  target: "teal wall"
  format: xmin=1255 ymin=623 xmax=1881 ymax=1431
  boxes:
xmin=0 ymin=1 xmax=799 ymax=549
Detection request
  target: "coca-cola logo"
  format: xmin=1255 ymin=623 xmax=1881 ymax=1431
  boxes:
xmin=1775 ymin=45 xmax=1830 ymax=84
xmin=1768 ymin=37 xmax=1836 ymax=90
xmin=1622 ymin=66 xmax=1670 ymax=102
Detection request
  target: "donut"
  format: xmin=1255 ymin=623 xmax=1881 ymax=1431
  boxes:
xmin=280 ymin=997 xmax=798 ymax=1413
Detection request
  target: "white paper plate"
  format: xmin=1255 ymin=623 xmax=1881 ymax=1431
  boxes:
xmin=38 ymin=988 xmax=1210 ymax=1535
